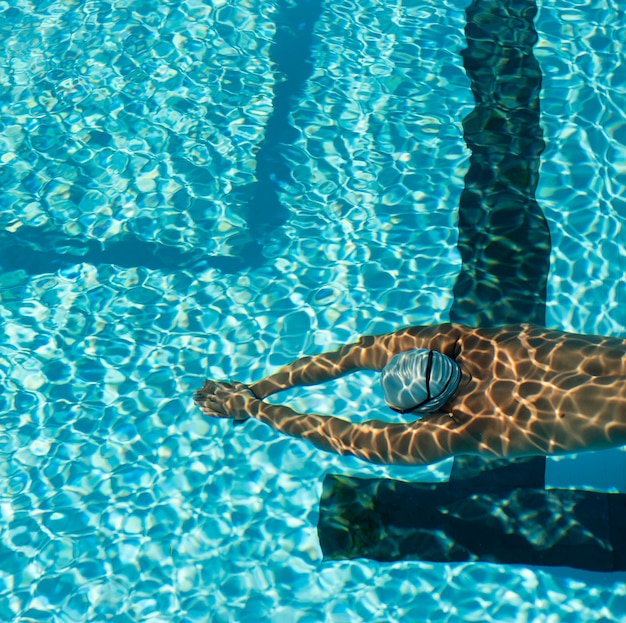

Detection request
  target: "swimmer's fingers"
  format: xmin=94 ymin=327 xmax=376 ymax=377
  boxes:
xmin=193 ymin=379 xmax=253 ymax=422
xmin=194 ymin=389 xmax=229 ymax=418
xmin=195 ymin=379 xmax=233 ymax=396
xmin=193 ymin=380 xmax=233 ymax=407
xmin=195 ymin=380 xmax=249 ymax=400
xmin=196 ymin=403 xmax=224 ymax=419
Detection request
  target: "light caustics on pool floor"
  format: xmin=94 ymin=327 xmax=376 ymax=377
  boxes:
xmin=0 ymin=0 xmax=626 ymax=622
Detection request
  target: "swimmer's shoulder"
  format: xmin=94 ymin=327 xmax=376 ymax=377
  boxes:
xmin=385 ymin=323 xmax=468 ymax=357
xmin=452 ymin=323 xmax=544 ymax=353
xmin=365 ymin=323 xmax=545 ymax=357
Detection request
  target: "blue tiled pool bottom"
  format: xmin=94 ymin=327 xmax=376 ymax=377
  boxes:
xmin=1 ymin=0 xmax=626 ymax=621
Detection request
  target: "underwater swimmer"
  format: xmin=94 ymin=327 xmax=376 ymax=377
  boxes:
xmin=193 ymin=323 xmax=626 ymax=466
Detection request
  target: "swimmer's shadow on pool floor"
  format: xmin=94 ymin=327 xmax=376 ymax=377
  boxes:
xmin=318 ymin=456 xmax=626 ymax=572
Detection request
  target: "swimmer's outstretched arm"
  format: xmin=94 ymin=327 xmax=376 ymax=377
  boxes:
xmin=249 ymin=323 xmax=463 ymax=399
xmin=193 ymin=380 xmax=474 ymax=466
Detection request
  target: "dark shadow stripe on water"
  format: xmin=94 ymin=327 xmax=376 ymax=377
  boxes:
xmin=450 ymin=0 xmax=550 ymax=327
xmin=0 ymin=226 xmax=210 ymax=276
xmin=201 ymin=0 xmax=324 ymax=273
xmin=316 ymin=0 xmax=626 ymax=572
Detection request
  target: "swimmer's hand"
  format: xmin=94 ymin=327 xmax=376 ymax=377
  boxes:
xmin=193 ymin=380 xmax=257 ymax=424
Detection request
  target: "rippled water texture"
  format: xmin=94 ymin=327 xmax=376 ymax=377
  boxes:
xmin=537 ymin=2 xmax=626 ymax=335
xmin=1 ymin=0 xmax=626 ymax=621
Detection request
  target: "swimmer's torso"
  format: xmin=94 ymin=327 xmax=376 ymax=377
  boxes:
xmin=443 ymin=324 xmax=626 ymax=458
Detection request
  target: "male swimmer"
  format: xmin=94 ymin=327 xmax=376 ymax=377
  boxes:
xmin=193 ymin=323 xmax=626 ymax=466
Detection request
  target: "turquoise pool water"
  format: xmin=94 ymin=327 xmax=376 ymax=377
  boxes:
xmin=1 ymin=0 xmax=625 ymax=621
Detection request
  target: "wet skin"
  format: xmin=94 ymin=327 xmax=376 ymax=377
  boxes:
xmin=193 ymin=323 xmax=626 ymax=466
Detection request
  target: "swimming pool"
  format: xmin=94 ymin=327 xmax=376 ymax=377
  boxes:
xmin=1 ymin=0 xmax=625 ymax=620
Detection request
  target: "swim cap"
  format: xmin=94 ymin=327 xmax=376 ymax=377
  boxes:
xmin=380 ymin=349 xmax=461 ymax=413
